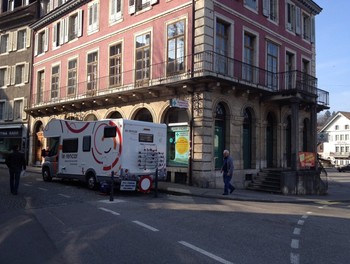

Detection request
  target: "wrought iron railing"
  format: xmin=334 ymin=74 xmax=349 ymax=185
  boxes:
xmin=29 ymin=51 xmax=329 ymax=108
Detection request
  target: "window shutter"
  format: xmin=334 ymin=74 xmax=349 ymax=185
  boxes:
xmin=53 ymin=23 xmax=58 ymax=48
xmin=8 ymin=32 xmax=13 ymax=52
xmin=44 ymin=28 xmax=49 ymax=52
xmin=22 ymin=98 xmax=27 ymax=120
xmin=295 ymin=7 xmax=301 ymax=35
xmin=6 ymin=66 xmax=11 ymax=86
xmin=150 ymin=0 xmax=158 ymax=5
xmin=262 ymin=0 xmax=269 ymax=17
xmin=128 ymin=0 xmax=135 ymax=15
xmin=34 ymin=33 xmax=38 ymax=56
xmin=77 ymin=10 xmax=83 ymax=37
xmin=10 ymin=66 xmax=15 ymax=85
xmin=24 ymin=63 xmax=29 ymax=83
xmin=310 ymin=16 xmax=315 ymax=43
xmin=12 ymin=31 xmax=18 ymax=51
xmin=64 ymin=18 xmax=68 ymax=43
xmin=7 ymin=100 xmax=13 ymax=121
xmin=26 ymin=28 xmax=31 ymax=48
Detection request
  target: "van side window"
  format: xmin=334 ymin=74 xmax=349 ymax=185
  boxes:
xmin=62 ymin=138 xmax=78 ymax=153
xmin=83 ymin=136 xmax=91 ymax=152
xmin=104 ymin=126 xmax=116 ymax=138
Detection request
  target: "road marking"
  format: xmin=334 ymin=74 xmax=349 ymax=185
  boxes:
xmin=23 ymin=183 xmax=32 ymax=187
xmin=290 ymin=252 xmax=300 ymax=264
xmin=38 ymin=187 xmax=48 ymax=191
xmin=293 ymin=228 xmax=301 ymax=235
xmin=297 ymin=220 xmax=304 ymax=226
xmin=98 ymin=207 xmax=120 ymax=216
xmin=301 ymin=215 xmax=308 ymax=219
xmin=58 ymin=194 xmax=71 ymax=198
xmin=291 ymin=239 xmax=299 ymax=249
xmin=178 ymin=241 xmax=234 ymax=264
xmin=132 ymin=221 xmax=159 ymax=232
xmin=99 ymin=199 xmax=125 ymax=204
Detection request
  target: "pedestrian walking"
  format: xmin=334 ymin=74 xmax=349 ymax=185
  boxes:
xmin=5 ymin=145 xmax=26 ymax=195
xmin=221 ymin=149 xmax=235 ymax=195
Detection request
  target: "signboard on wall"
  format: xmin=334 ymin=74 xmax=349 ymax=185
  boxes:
xmin=167 ymin=126 xmax=189 ymax=166
xmin=299 ymin=152 xmax=316 ymax=168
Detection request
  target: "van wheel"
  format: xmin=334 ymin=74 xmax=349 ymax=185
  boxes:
xmin=43 ymin=168 xmax=52 ymax=182
xmin=87 ymin=173 xmax=97 ymax=190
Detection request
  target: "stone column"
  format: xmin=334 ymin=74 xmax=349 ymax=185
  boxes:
xmin=291 ymin=99 xmax=300 ymax=171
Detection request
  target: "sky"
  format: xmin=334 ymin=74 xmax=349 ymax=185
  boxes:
xmin=315 ymin=0 xmax=350 ymax=113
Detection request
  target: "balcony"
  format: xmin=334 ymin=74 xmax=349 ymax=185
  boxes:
xmin=27 ymin=51 xmax=329 ymax=116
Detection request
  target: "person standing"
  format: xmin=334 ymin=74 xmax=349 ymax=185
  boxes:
xmin=221 ymin=149 xmax=235 ymax=195
xmin=5 ymin=145 xmax=26 ymax=195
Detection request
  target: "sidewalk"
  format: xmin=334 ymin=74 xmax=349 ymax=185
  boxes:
xmin=21 ymin=165 xmax=350 ymax=204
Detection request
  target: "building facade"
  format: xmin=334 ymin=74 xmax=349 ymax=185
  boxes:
xmin=0 ymin=0 xmax=39 ymax=162
xmin=26 ymin=0 xmax=328 ymax=193
xmin=318 ymin=112 xmax=350 ymax=167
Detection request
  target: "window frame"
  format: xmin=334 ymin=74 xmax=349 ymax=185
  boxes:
xmin=135 ymin=31 xmax=151 ymax=83
xmin=167 ymin=19 xmax=186 ymax=76
xmin=109 ymin=42 xmax=122 ymax=87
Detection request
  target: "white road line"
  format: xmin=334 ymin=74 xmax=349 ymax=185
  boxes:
xmin=99 ymin=199 xmax=125 ymax=204
xmin=301 ymin=215 xmax=308 ymax=219
xmin=132 ymin=221 xmax=159 ymax=232
xmin=297 ymin=220 xmax=304 ymax=226
xmin=38 ymin=187 xmax=48 ymax=191
xmin=58 ymin=194 xmax=71 ymax=198
xmin=291 ymin=239 xmax=299 ymax=249
xmin=98 ymin=207 xmax=120 ymax=216
xmin=293 ymin=228 xmax=301 ymax=235
xmin=23 ymin=183 xmax=32 ymax=187
xmin=290 ymin=252 xmax=300 ymax=264
xmin=179 ymin=241 xmax=234 ymax=264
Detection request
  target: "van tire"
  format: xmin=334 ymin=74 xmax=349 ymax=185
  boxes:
xmin=87 ymin=173 xmax=97 ymax=190
xmin=43 ymin=168 xmax=52 ymax=182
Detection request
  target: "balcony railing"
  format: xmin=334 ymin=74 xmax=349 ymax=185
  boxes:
xmin=29 ymin=51 xmax=329 ymax=108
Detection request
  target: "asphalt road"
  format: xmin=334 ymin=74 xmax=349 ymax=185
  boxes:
xmin=0 ymin=168 xmax=349 ymax=264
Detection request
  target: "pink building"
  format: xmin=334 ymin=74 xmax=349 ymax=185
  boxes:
xmin=28 ymin=0 xmax=328 ymax=194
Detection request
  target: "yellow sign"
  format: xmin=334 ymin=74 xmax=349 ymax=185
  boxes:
xmin=176 ymin=136 xmax=189 ymax=154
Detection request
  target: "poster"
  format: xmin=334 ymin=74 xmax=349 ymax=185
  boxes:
xmin=299 ymin=152 xmax=316 ymax=168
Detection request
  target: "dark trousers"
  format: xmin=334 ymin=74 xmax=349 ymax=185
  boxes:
xmin=223 ymin=174 xmax=234 ymax=194
xmin=9 ymin=169 xmax=21 ymax=194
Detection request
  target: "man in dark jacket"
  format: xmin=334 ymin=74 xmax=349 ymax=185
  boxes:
xmin=5 ymin=145 xmax=26 ymax=195
xmin=221 ymin=149 xmax=235 ymax=195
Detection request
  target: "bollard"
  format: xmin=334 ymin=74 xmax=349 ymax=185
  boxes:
xmin=110 ymin=171 xmax=114 ymax=201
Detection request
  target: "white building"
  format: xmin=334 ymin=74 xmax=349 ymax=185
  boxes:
xmin=318 ymin=111 xmax=350 ymax=166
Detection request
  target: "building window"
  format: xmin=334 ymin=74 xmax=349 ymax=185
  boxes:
xmin=37 ymin=70 xmax=45 ymax=103
xmin=67 ymin=59 xmax=77 ymax=96
xmin=110 ymin=0 xmax=122 ymax=23
xmin=244 ymin=0 xmax=257 ymax=10
xmin=87 ymin=51 xmax=98 ymax=91
xmin=335 ymin=125 xmax=339 ymax=130
xmin=36 ymin=29 xmax=48 ymax=55
xmin=167 ymin=19 xmax=185 ymax=76
xmin=263 ymin=0 xmax=278 ymax=22
xmin=0 ymin=68 xmax=8 ymax=87
xmin=109 ymin=43 xmax=122 ymax=87
xmin=68 ymin=13 xmax=79 ymax=41
xmin=0 ymin=34 xmax=9 ymax=54
xmin=135 ymin=32 xmax=150 ymax=82
xmin=13 ymin=99 xmax=23 ymax=120
xmin=243 ymin=33 xmax=256 ymax=82
xmin=51 ymin=65 xmax=60 ymax=99
xmin=215 ymin=19 xmax=229 ymax=75
xmin=286 ymin=2 xmax=296 ymax=31
xmin=40 ymin=0 xmax=50 ymax=16
xmin=53 ymin=21 xmax=61 ymax=48
xmin=214 ymin=103 xmax=226 ymax=169
xmin=335 ymin=135 xmax=339 ymax=141
xmin=15 ymin=64 xmax=25 ymax=85
xmin=346 ymin=134 xmax=349 ymax=140
xmin=128 ymin=0 xmax=158 ymax=15
xmin=88 ymin=1 xmax=99 ymax=33
xmin=302 ymin=13 xmax=311 ymax=41
xmin=266 ymin=41 xmax=278 ymax=89
xmin=285 ymin=51 xmax=294 ymax=89
xmin=0 ymin=101 xmax=5 ymax=120
xmin=17 ymin=29 xmax=27 ymax=50
xmin=346 ymin=125 xmax=349 ymax=130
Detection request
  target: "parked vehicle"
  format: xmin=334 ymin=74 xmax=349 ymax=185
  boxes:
xmin=337 ymin=164 xmax=350 ymax=172
xmin=42 ymin=119 xmax=166 ymax=192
